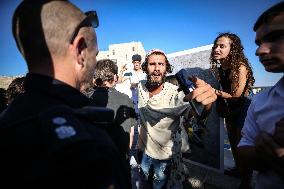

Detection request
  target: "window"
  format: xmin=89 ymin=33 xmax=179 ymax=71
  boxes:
xmin=112 ymin=50 xmax=115 ymax=55
xmin=132 ymin=47 xmax=135 ymax=51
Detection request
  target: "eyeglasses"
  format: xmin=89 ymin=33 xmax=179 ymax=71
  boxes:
xmin=69 ymin=11 xmax=99 ymax=44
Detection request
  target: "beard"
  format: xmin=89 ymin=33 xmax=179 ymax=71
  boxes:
xmin=146 ymin=72 xmax=166 ymax=88
xmin=78 ymin=61 xmax=96 ymax=94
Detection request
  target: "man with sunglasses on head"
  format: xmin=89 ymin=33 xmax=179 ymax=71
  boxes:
xmin=0 ymin=0 xmax=128 ymax=188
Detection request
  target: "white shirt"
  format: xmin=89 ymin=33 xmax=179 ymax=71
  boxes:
xmin=137 ymin=81 xmax=190 ymax=160
xmin=128 ymin=70 xmax=146 ymax=84
xmin=128 ymin=70 xmax=146 ymax=107
xmin=115 ymin=70 xmax=146 ymax=99
xmin=238 ymin=75 xmax=284 ymax=189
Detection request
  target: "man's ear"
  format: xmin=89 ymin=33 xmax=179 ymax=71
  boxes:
xmin=72 ymin=35 xmax=87 ymax=67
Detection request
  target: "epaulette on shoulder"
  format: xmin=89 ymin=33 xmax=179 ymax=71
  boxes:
xmin=0 ymin=111 xmax=38 ymax=130
xmin=73 ymin=106 xmax=114 ymax=124
xmin=0 ymin=104 xmax=116 ymax=155
xmin=38 ymin=105 xmax=95 ymax=155
xmin=38 ymin=105 xmax=115 ymax=155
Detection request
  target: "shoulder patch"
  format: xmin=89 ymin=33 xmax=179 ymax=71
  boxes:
xmin=52 ymin=117 xmax=67 ymax=125
xmin=55 ymin=125 xmax=76 ymax=139
xmin=38 ymin=105 xmax=92 ymax=155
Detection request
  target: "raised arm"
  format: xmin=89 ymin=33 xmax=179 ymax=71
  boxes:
xmin=215 ymin=65 xmax=248 ymax=99
xmin=117 ymin=64 xmax=128 ymax=83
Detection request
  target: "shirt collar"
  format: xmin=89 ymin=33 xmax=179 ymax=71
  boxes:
xmin=24 ymin=73 xmax=94 ymax=108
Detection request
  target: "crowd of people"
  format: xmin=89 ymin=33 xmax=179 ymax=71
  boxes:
xmin=0 ymin=0 xmax=283 ymax=189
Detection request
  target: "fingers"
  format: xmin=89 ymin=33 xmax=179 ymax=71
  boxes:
xmin=278 ymin=117 xmax=284 ymax=122
xmin=275 ymin=118 xmax=284 ymax=129
xmin=275 ymin=147 xmax=284 ymax=158
xmin=184 ymin=84 xmax=217 ymax=105
xmin=274 ymin=118 xmax=284 ymax=146
xmin=263 ymin=133 xmax=284 ymax=158
xmin=122 ymin=64 xmax=128 ymax=71
xmin=256 ymin=132 xmax=284 ymax=158
xmin=255 ymin=133 xmax=275 ymax=158
xmin=189 ymin=76 xmax=206 ymax=87
xmin=183 ymin=78 xmax=217 ymax=105
xmin=196 ymin=86 xmax=216 ymax=105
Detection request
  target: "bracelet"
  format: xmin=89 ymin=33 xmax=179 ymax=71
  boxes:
xmin=214 ymin=89 xmax=218 ymax=95
xmin=215 ymin=89 xmax=221 ymax=96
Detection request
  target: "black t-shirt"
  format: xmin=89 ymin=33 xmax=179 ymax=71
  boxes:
xmin=91 ymin=87 xmax=137 ymax=156
xmin=218 ymin=67 xmax=231 ymax=94
xmin=91 ymin=87 xmax=137 ymax=133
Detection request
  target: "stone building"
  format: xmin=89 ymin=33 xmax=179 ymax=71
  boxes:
xmin=96 ymin=41 xmax=146 ymax=72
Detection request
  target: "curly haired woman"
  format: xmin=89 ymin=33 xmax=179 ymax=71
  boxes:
xmin=210 ymin=33 xmax=255 ymax=188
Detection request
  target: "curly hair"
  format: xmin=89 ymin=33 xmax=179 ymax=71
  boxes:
xmin=141 ymin=50 xmax=172 ymax=74
xmin=94 ymin=59 xmax=118 ymax=86
xmin=210 ymin=32 xmax=255 ymax=95
xmin=6 ymin=76 xmax=25 ymax=104
xmin=0 ymin=88 xmax=7 ymax=112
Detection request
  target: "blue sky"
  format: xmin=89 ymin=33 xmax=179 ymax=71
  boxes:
xmin=0 ymin=0 xmax=283 ymax=86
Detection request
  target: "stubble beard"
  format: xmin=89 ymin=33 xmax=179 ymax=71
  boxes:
xmin=79 ymin=61 xmax=96 ymax=94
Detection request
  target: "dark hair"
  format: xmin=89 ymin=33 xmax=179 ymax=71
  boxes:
xmin=12 ymin=0 xmax=84 ymax=64
xmin=254 ymin=2 xmax=284 ymax=31
xmin=6 ymin=76 xmax=26 ymax=105
xmin=0 ymin=88 xmax=7 ymax=112
xmin=210 ymin=32 xmax=255 ymax=95
xmin=141 ymin=51 xmax=172 ymax=74
xmin=132 ymin=54 xmax=142 ymax=62
xmin=94 ymin=59 xmax=118 ymax=86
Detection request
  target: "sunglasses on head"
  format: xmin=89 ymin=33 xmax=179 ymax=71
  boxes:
xmin=69 ymin=11 xmax=99 ymax=44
